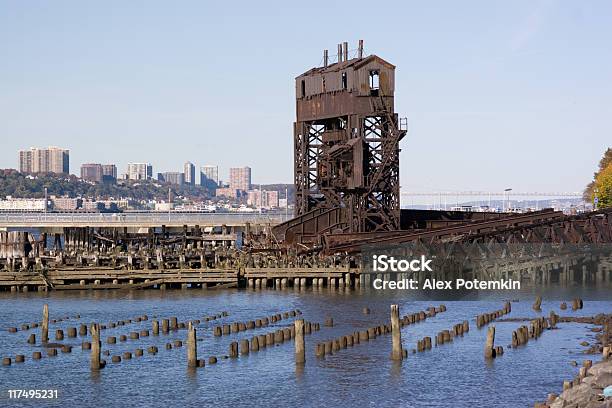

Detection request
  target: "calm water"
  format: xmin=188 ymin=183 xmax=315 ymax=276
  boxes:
xmin=0 ymin=286 xmax=609 ymax=408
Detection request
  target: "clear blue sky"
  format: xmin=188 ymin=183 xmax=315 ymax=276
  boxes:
xmin=0 ymin=0 xmax=610 ymax=195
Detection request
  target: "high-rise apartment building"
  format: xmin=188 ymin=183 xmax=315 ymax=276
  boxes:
xmin=19 ymin=150 xmax=32 ymax=173
xmin=229 ymin=167 xmax=251 ymax=192
xmin=80 ymin=163 xmax=103 ymax=182
xmin=184 ymin=162 xmax=196 ymax=185
xmin=101 ymin=164 xmax=117 ymax=180
xmin=127 ymin=163 xmax=153 ymax=180
xmin=157 ymin=172 xmax=184 ymax=186
xmin=18 ymin=147 xmax=69 ymax=174
xmin=200 ymin=165 xmax=219 ymax=186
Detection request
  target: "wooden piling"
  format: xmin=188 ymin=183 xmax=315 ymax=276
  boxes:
xmin=315 ymin=343 xmax=325 ymax=358
xmin=484 ymin=326 xmax=495 ymax=359
xmin=324 ymin=341 xmax=333 ymax=355
xmin=390 ymin=305 xmax=403 ymax=361
xmin=532 ymin=296 xmax=542 ymax=311
xmin=187 ymin=322 xmax=197 ymax=368
xmin=257 ymin=334 xmax=267 ymax=348
xmin=240 ymin=339 xmax=249 ymax=355
xmin=295 ymin=319 xmax=305 ymax=364
xmin=229 ymin=342 xmax=238 ymax=358
xmin=42 ymin=303 xmax=49 ymax=343
xmin=153 ymin=320 xmax=159 ymax=335
xmin=250 ymin=336 xmax=259 ymax=352
xmin=91 ymin=323 xmax=101 ymax=370
xmin=283 ymin=328 xmax=291 ymax=341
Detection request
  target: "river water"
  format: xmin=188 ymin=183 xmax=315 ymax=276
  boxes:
xmin=0 ymin=286 xmax=610 ymax=408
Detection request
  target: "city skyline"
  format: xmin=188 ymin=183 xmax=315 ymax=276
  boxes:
xmin=0 ymin=2 xmax=610 ymax=193
xmin=13 ymin=145 xmax=265 ymax=190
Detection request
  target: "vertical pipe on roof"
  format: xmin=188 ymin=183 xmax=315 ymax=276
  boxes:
xmin=324 ymin=49 xmax=328 ymax=67
xmin=337 ymin=44 xmax=343 ymax=63
xmin=358 ymin=40 xmax=364 ymax=59
xmin=343 ymin=41 xmax=348 ymax=61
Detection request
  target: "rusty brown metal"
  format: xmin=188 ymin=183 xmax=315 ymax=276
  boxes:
xmin=272 ymin=42 xmax=611 ymax=257
xmin=323 ymin=208 xmax=612 ymax=254
xmin=292 ymin=41 xmax=406 ymax=238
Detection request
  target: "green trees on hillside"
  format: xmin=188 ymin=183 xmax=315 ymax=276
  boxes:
xmin=0 ymin=169 xmax=210 ymax=201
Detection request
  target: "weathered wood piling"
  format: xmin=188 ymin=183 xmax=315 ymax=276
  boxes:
xmin=484 ymin=326 xmax=496 ymax=358
xmin=532 ymin=296 xmax=542 ymax=311
xmin=390 ymin=304 xmax=403 ymax=361
xmin=295 ymin=319 xmax=305 ymax=364
xmin=187 ymin=321 xmax=197 ymax=368
xmin=41 ymin=303 xmax=49 ymax=343
xmin=229 ymin=342 xmax=238 ymax=358
xmin=90 ymin=323 xmax=102 ymax=370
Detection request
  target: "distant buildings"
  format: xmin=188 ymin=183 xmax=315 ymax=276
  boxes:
xmin=51 ymin=196 xmax=81 ymax=211
xmin=0 ymin=198 xmax=47 ymax=212
xmin=81 ymin=163 xmax=118 ymax=183
xmin=247 ymin=190 xmax=279 ymax=209
xmin=102 ymin=164 xmax=117 ymax=181
xmin=80 ymin=163 xmax=103 ymax=182
xmin=10 ymin=146 xmax=277 ymax=206
xmin=157 ymin=172 xmax=184 ymax=186
xmin=229 ymin=167 xmax=251 ymax=192
xmin=18 ymin=147 xmax=69 ymax=174
xmin=127 ymin=163 xmax=153 ymax=180
xmin=216 ymin=187 xmax=242 ymax=199
xmin=184 ymin=162 xmax=196 ymax=185
xmin=201 ymin=165 xmax=219 ymax=187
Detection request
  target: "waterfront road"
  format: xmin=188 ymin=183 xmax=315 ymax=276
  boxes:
xmin=0 ymin=212 xmax=292 ymax=228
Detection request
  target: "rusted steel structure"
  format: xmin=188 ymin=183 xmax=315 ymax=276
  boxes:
xmin=292 ymin=40 xmax=406 ymax=237
xmin=275 ymin=43 xmax=612 ymax=255
xmin=325 ymin=207 xmax=612 ymax=254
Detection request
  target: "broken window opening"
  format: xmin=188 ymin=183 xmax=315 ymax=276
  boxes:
xmin=369 ymin=70 xmax=379 ymax=96
xmin=341 ymin=72 xmax=347 ymax=90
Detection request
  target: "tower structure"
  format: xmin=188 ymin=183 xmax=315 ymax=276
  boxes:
xmin=293 ymin=41 xmax=406 ymax=233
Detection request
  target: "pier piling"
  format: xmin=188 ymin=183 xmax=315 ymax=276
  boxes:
xmin=390 ymin=305 xmax=403 ymax=361
xmin=484 ymin=326 xmax=496 ymax=359
xmin=187 ymin=322 xmax=197 ymax=368
xmin=91 ymin=323 xmax=102 ymax=370
xmin=229 ymin=342 xmax=238 ymax=358
xmin=295 ymin=319 xmax=305 ymax=364
xmin=41 ymin=304 xmax=49 ymax=343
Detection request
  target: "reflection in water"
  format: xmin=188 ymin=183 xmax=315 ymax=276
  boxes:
xmin=0 ymin=285 xmax=609 ymax=408
xmin=295 ymin=363 xmax=305 ymax=381
xmin=389 ymin=360 xmax=402 ymax=384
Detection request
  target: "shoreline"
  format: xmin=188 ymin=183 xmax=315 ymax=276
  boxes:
xmin=535 ymin=314 xmax=611 ymax=407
